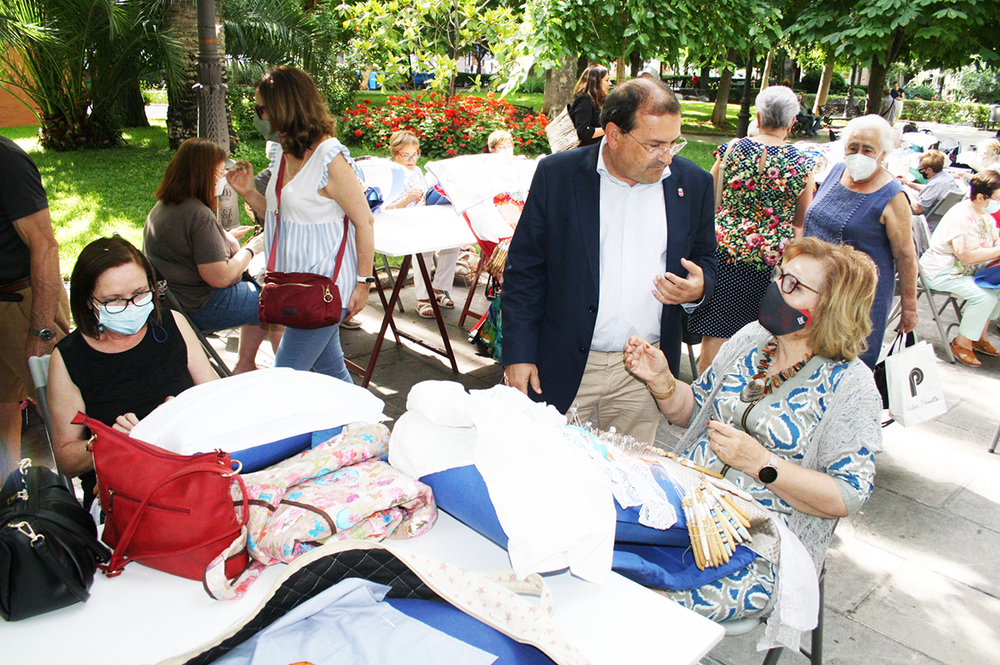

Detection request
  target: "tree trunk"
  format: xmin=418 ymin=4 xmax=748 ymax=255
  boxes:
xmin=165 ymin=0 xmax=199 ymax=150
xmin=866 ymin=59 xmax=888 ymax=117
xmin=615 ymin=55 xmax=626 ymax=83
xmin=542 ymin=55 xmax=578 ymax=117
xmin=699 ymin=66 xmax=710 ymax=89
xmin=782 ymin=57 xmax=795 ymax=85
xmin=814 ymin=50 xmax=835 ymax=114
xmin=760 ymin=49 xmax=773 ymax=92
xmin=114 ymin=77 xmax=151 ymax=128
xmin=711 ymin=49 xmax=738 ymax=127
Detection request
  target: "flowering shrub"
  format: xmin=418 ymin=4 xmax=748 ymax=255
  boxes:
xmin=339 ymin=92 xmax=549 ymax=159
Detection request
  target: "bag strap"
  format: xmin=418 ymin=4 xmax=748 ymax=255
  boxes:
xmin=266 ymin=153 xmax=351 ymax=282
xmin=101 ymin=463 xmax=250 ymax=576
xmin=266 ymin=155 xmax=287 ymax=273
xmin=28 ymin=522 xmax=93 ymax=604
xmin=31 ymin=509 xmax=111 ymax=562
xmin=714 ymin=140 xmax=738 ymax=211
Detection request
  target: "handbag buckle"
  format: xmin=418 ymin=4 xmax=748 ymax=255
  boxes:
xmin=6 ymin=489 xmax=28 ymax=505
xmin=17 ymin=458 xmax=30 ymax=475
xmin=223 ymin=460 xmax=243 ymax=477
xmin=323 ymin=286 xmax=333 ymax=303
xmin=9 ymin=521 xmax=45 ymax=546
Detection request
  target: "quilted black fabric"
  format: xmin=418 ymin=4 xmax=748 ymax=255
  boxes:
xmin=185 ymin=548 xmax=443 ymax=665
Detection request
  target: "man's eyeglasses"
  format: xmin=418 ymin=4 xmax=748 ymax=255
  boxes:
xmin=623 ymin=131 xmax=687 ymax=158
xmin=772 ymin=266 xmax=819 ymax=295
xmin=92 ymin=290 xmax=153 ymax=314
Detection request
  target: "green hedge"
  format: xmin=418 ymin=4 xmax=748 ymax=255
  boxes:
xmin=900 ymin=100 xmax=990 ymax=128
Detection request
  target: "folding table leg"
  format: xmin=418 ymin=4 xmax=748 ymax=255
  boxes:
xmin=459 ymin=253 xmax=486 ymax=328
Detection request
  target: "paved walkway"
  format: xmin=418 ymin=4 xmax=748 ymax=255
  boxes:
xmin=185 ymin=268 xmax=998 ymax=665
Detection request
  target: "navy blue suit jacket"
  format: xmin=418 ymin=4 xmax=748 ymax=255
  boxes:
xmin=501 ymin=143 xmax=717 ymax=414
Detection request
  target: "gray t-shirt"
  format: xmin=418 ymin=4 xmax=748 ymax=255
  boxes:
xmin=143 ymin=198 xmax=231 ymax=311
xmin=918 ymin=171 xmax=955 ymax=213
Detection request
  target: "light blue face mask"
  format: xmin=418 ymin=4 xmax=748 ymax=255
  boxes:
xmin=96 ymin=295 xmax=154 ymax=335
xmin=253 ymin=114 xmax=280 ymax=142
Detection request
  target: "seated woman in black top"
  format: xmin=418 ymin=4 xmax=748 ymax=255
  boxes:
xmin=570 ymin=65 xmax=611 ymax=147
xmin=48 ymin=237 xmax=217 ymax=492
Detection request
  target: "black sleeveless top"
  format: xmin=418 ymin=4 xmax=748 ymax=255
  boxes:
xmin=56 ymin=311 xmax=195 ymax=427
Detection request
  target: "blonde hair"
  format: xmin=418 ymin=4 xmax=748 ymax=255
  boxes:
xmin=488 ymin=130 xmax=513 ymax=152
xmin=781 ymin=238 xmax=878 ymax=362
xmin=389 ymin=130 xmax=419 ymax=157
xmin=977 ymin=139 xmax=999 ymax=158
xmin=919 ymin=149 xmax=946 ymax=173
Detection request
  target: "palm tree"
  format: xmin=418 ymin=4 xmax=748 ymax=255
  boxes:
xmin=0 ymin=0 xmax=181 ymax=150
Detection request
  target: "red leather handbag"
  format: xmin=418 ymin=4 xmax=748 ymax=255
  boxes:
xmin=73 ymin=413 xmax=249 ymax=582
xmin=258 ymin=154 xmax=349 ymax=329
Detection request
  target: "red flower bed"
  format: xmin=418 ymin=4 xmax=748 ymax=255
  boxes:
xmin=339 ymin=92 xmax=549 ymax=159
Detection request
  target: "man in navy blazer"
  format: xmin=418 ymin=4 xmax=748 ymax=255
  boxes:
xmin=502 ymin=78 xmax=716 ymax=442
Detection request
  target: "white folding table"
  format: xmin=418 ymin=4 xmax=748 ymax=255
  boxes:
xmin=4 ymin=512 xmax=723 ymax=665
xmin=352 ymin=205 xmax=476 ymax=387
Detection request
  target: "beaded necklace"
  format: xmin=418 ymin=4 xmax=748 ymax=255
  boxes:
xmin=739 ymin=337 xmax=813 ymax=403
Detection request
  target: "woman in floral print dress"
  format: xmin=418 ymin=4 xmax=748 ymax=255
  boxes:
xmin=688 ymin=86 xmax=815 ymax=374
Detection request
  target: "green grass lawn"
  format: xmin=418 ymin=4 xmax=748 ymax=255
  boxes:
xmin=3 ymin=92 xmax=740 ymax=274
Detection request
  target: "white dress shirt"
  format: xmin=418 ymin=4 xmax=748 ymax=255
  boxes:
xmin=591 ymin=139 xmax=670 ymax=351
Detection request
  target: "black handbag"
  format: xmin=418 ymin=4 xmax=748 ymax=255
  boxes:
xmin=0 ymin=459 xmax=111 ymax=621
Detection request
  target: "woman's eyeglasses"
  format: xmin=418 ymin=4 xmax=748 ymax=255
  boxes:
xmin=92 ymin=290 xmax=153 ymax=314
xmin=398 ymin=151 xmax=421 ymax=160
xmin=772 ymin=266 xmax=819 ymax=295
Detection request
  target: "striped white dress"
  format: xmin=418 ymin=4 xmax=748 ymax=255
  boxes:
xmin=263 ymin=139 xmax=361 ymax=299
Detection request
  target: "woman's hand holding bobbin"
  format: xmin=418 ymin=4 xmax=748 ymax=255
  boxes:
xmin=706 ymin=420 xmax=768 ymax=476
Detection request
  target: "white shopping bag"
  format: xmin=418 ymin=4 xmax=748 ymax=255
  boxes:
xmin=885 ymin=340 xmax=947 ymax=426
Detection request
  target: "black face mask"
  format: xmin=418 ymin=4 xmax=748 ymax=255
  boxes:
xmin=758 ymin=281 xmax=811 ymax=336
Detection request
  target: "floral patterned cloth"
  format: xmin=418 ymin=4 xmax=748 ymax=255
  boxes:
xmin=205 ymin=424 xmax=437 ymax=599
xmin=714 ymin=139 xmax=814 ymax=270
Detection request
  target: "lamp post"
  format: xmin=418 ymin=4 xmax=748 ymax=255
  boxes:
xmin=196 ymin=0 xmax=239 ymax=229
xmin=736 ymin=49 xmax=754 ymax=138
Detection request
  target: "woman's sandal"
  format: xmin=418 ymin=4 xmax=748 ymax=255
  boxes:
xmin=434 ymin=290 xmax=455 ymax=309
xmin=950 ymin=339 xmax=982 ymax=367
xmin=416 ymin=300 xmax=435 ymax=318
xmin=972 ymin=338 xmax=999 ymax=357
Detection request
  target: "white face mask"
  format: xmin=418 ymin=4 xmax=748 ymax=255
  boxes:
xmin=985 ymin=198 xmax=1000 ymax=215
xmin=843 ymin=153 xmax=879 ymax=182
xmin=215 ymin=174 xmax=228 ymax=197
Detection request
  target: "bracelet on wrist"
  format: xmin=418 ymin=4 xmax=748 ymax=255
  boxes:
xmin=647 ymin=376 xmax=676 ymax=401
xmin=244 ymin=246 xmax=255 ymax=259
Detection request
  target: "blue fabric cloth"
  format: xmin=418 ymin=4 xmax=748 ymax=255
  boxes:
xmin=804 ymin=162 xmax=904 ymax=368
xmin=974 ymin=262 xmax=1000 ymax=288
xmin=273 ymin=307 xmax=353 ymax=382
xmin=187 ymin=279 xmax=262 ymax=331
xmin=421 ymin=464 xmax=744 ymax=591
xmin=212 ymin=579 xmax=495 ymax=665
xmin=387 ymin=598 xmax=553 ymax=665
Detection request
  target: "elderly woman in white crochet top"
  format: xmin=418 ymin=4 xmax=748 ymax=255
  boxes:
xmin=623 ymin=237 xmax=882 ymax=623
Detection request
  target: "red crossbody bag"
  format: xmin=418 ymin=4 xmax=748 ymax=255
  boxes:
xmin=258 ymin=154 xmax=350 ymax=329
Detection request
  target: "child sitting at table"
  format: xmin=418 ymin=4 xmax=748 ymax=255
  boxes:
xmin=385 ymin=130 xmax=460 ymax=318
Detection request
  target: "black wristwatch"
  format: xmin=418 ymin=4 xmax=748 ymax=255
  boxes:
xmin=357 ymin=275 xmax=376 ymax=284
xmin=29 ymin=327 xmax=55 ymax=341
xmin=757 ymin=452 xmax=780 ymax=484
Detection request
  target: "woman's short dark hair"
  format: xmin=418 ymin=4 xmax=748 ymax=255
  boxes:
xmin=572 ymin=65 xmax=610 ymax=108
xmin=70 ymin=236 xmax=161 ymax=339
xmin=155 ymin=137 xmax=227 ymax=210
xmin=256 ymin=66 xmax=335 ymax=160
xmin=969 ymin=170 xmax=1000 ymax=201
xmin=600 ymin=78 xmax=680 ymax=134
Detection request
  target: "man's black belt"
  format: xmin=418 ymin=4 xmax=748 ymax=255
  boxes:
xmin=0 ymin=276 xmax=31 ymax=300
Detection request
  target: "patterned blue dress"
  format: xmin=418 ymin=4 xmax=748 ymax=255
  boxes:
xmin=804 ymin=162 xmax=904 ymax=368
xmin=661 ymin=342 xmax=876 ymax=621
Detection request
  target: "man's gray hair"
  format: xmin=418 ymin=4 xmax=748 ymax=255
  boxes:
xmin=755 ymin=86 xmax=800 ymax=131
xmin=841 ymin=115 xmax=895 ymax=155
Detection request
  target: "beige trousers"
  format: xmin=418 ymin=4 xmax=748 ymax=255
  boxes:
xmin=570 ymin=350 xmax=661 ymax=445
